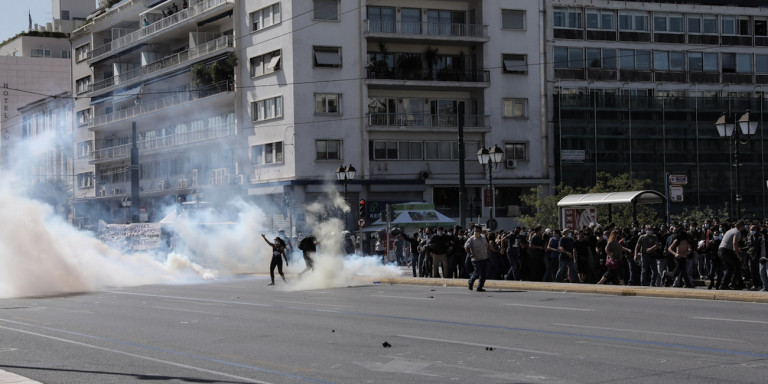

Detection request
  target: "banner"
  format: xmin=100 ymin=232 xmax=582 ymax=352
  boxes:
xmin=561 ymin=207 xmax=596 ymax=230
xmin=98 ymin=221 xmax=162 ymax=251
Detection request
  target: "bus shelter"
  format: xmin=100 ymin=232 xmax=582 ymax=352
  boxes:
xmin=557 ymin=190 xmax=666 ymax=229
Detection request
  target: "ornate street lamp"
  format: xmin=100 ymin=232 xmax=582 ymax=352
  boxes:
xmin=336 ymin=164 xmax=356 ymax=227
xmin=715 ymin=111 xmax=758 ymax=219
xmin=477 ymin=144 xmax=504 ymax=230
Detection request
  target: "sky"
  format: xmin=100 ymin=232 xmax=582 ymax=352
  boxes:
xmin=0 ymin=0 xmax=55 ymax=42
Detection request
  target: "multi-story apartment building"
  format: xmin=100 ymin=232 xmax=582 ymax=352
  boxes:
xmin=72 ymin=0 xmax=552 ymax=231
xmin=549 ymin=0 xmax=768 ymax=220
xmin=244 ymin=0 xmax=550 ymax=231
xmin=71 ymin=0 xmax=239 ymax=225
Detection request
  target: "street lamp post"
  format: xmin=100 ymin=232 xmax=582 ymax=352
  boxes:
xmin=715 ymin=111 xmax=758 ymax=219
xmin=335 ymin=164 xmax=356 ymax=228
xmin=477 ymin=144 xmax=504 ymax=230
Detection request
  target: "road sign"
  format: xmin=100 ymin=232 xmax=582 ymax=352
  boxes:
xmin=357 ymin=218 xmax=366 ymax=227
xmin=669 ymin=174 xmax=688 ymax=185
xmin=669 ymin=185 xmax=684 ymax=202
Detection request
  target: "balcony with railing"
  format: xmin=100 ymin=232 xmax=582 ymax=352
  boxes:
xmin=90 ymin=35 xmax=234 ymax=95
xmin=90 ymin=122 xmax=235 ymax=162
xmin=364 ymin=20 xmax=488 ymax=41
xmin=87 ymin=81 xmax=233 ymax=130
xmin=89 ymin=0 xmax=233 ymax=63
xmin=368 ymin=113 xmax=491 ymax=130
xmin=366 ymin=67 xmax=490 ymax=85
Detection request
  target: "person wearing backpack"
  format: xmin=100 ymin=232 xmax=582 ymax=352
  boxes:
xmin=297 ymin=235 xmax=317 ymax=279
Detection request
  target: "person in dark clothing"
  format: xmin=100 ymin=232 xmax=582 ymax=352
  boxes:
xmin=402 ymin=232 xmax=421 ymax=277
xmin=262 ymin=233 xmax=288 ymax=285
xmin=744 ymin=224 xmax=765 ymax=291
xmin=428 ymin=227 xmax=453 ymax=278
xmin=556 ymin=228 xmax=577 ymax=283
xmin=449 ymin=226 xmax=467 ymax=278
xmin=625 ymin=227 xmax=641 ymax=285
xmin=297 ymin=235 xmax=317 ymax=279
xmin=719 ymin=221 xmax=746 ymax=290
xmin=703 ymin=234 xmax=723 ymax=289
xmin=502 ymin=228 xmax=522 ymax=281
xmin=526 ymin=227 xmax=545 ymax=281
xmin=573 ymin=230 xmax=592 ymax=283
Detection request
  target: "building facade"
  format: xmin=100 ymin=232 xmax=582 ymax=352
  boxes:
xmin=70 ymin=0 xmax=239 ymax=225
xmin=549 ymin=0 xmax=768 ymax=220
xmin=244 ymin=0 xmax=551 ymax=232
xmin=0 ymin=0 xmax=93 ymax=172
xmin=17 ymin=92 xmax=74 ymax=196
xmin=71 ymin=0 xmax=552 ymax=231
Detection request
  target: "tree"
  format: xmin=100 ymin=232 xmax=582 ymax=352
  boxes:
xmin=671 ymin=206 xmax=730 ymax=226
xmin=191 ymin=53 xmax=238 ymax=88
xmin=519 ymin=172 xmax=661 ymax=229
xmin=519 ymin=184 xmax=586 ymax=229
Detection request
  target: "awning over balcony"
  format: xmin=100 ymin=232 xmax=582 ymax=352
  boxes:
xmin=90 ymin=84 xmax=142 ymax=105
xmin=112 ymin=84 xmax=143 ymax=103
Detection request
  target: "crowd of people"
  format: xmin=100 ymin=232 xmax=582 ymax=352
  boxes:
xmin=386 ymin=219 xmax=768 ymax=292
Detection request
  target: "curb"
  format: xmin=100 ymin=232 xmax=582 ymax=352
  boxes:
xmin=372 ymin=277 xmax=768 ymax=303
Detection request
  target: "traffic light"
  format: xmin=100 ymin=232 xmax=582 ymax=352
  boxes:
xmin=386 ymin=204 xmax=395 ymax=222
xmin=358 ymin=199 xmax=366 ymax=219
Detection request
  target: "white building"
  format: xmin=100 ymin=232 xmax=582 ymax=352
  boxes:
xmin=17 ymin=92 xmax=74 ymax=194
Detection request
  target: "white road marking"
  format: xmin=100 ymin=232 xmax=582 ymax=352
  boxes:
xmin=0 ymin=323 xmax=271 ymax=384
xmin=691 ymin=316 xmax=768 ymax=325
xmin=397 ymin=334 xmax=559 ymax=356
xmin=503 ymin=303 xmax=594 ymax=311
xmin=271 ymin=300 xmax=353 ymax=308
xmin=153 ymin=306 xmax=220 ymax=315
xmin=372 ymin=295 xmax=434 ymax=300
xmin=110 ymin=291 xmax=272 ymax=307
xmin=553 ymin=323 xmax=738 ymax=341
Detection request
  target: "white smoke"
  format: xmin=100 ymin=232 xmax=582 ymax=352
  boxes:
xmin=281 ymin=188 xmax=401 ymax=291
xmin=0 ymin=129 xmax=400 ymax=298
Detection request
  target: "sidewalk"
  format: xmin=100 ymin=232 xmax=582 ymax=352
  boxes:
xmin=0 ymin=369 xmax=41 ymax=384
xmin=377 ymin=271 xmax=768 ymax=304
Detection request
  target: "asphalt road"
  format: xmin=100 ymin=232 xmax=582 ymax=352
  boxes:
xmin=1 ymin=275 xmax=767 ymax=383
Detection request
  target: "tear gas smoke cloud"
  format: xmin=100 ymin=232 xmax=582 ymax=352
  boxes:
xmin=0 ymin=129 xmax=399 ymax=298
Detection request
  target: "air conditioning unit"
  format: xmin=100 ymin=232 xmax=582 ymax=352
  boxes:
xmin=191 ymin=169 xmax=199 ymax=186
xmin=505 ymin=159 xmax=517 ymax=169
xmin=177 ymin=179 xmax=188 ymax=188
xmin=111 ymin=188 xmax=121 ymax=195
xmin=236 ymin=174 xmax=245 ymax=184
xmin=158 ymin=180 xmax=165 ymax=190
xmin=98 ymin=189 xmax=106 ymax=197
